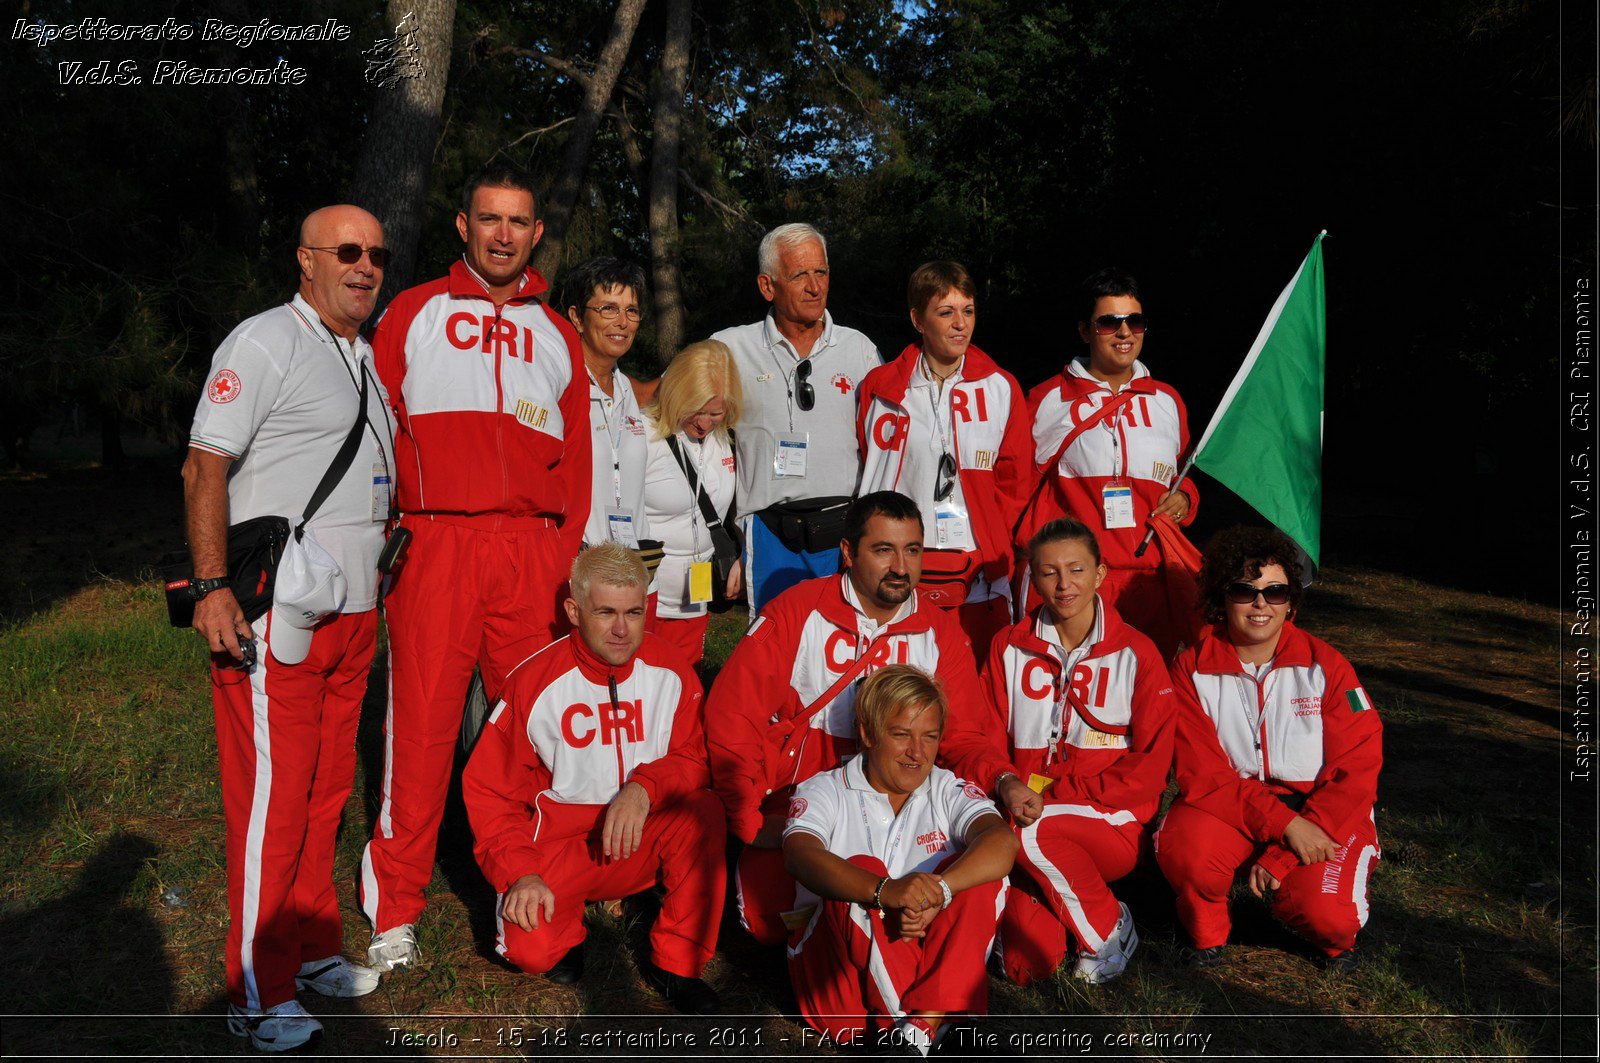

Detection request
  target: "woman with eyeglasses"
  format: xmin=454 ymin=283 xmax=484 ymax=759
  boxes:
xmin=1018 ymin=268 xmax=1199 ymax=658
xmin=856 ymin=261 xmax=1032 ymax=659
xmin=641 ymin=340 xmax=744 ymax=666
xmin=563 ymin=257 xmax=659 ymax=567
xmin=1154 ymin=526 xmax=1382 ymax=973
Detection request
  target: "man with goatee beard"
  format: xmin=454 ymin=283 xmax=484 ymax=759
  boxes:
xmin=706 ymin=491 xmax=983 ymax=947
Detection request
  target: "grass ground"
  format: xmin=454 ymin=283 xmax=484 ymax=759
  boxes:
xmin=0 ymin=464 xmax=1593 ymax=1058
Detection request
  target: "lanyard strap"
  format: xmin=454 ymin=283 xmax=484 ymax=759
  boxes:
xmin=590 ymin=369 xmax=629 ymax=508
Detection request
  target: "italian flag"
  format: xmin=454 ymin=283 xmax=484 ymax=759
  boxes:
xmin=1346 ymin=686 xmax=1375 ymax=714
xmin=1193 ymin=232 xmax=1328 ymax=566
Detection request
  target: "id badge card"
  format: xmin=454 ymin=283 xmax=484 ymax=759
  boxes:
xmin=605 ymin=508 xmax=640 ymax=548
xmin=371 ymin=458 xmax=392 ymax=522
xmin=1102 ymin=482 xmax=1136 ymax=529
xmin=688 ymin=560 xmax=714 ymax=604
xmin=934 ymin=502 xmax=973 ymax=550
xmin=774 ymin=432 xmax=809 ymax=478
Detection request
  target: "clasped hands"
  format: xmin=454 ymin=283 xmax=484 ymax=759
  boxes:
xmin=878 ymin=872 xmax=947 ymax=941
xmin=1249 ymin=815 xmax=1340 ymax=898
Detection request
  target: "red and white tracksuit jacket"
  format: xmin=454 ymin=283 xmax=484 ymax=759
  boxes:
xmin=943 ymin=600 xmax=1175 ymax=983
xmin=361 ymin=261 xmax=593 ymax=934
xmin=462 ymin=633 xmax=725 ymax=977
xmin=1019 ymin=358 xmax=1197 ymax=651
xmin=1155 ymin=622 xmax=1383 ymax=956
xmin=856 ymin=344 xmax=1032 ymax=657
xmin=705 ymin=574 xmax=982 ymax=944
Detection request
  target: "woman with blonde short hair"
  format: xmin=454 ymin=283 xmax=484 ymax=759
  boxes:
xmin=641 ymin=340 xmax=744 ymax=666
xmin=782 ymin=664 xmax=1018 ymax=1054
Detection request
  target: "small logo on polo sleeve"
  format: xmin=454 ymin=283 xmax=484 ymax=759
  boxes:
xmin=207 ymin=369 xmax=242 ymax=403
xmin=962 ymin=781 xmax=987 ymax=801
xmin=788 ymin=797 xmax=808 ymax=820
xmin=1345 ymin=687 xmax=1375 ymax=713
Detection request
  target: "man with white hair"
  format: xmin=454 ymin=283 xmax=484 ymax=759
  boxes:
xmin=712 ymin=223 xmax=880 ymax=613
xmin=462 ymin=543 xmax=725 ymax=1013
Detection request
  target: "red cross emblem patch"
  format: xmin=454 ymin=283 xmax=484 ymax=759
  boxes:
xmin=207 ymin=369 xmax=242 ymax=404
xmin=831 ymin=373 xmax=853 ymax=395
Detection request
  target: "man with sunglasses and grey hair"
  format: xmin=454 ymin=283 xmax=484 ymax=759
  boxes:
xmin=711 ymin=222 xmax=880 ymax=614
xmin=184 ymin=205 xmax=396 ymax=1051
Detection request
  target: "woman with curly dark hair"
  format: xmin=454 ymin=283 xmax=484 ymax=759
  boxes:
xmin=1154 ymin=526 xmax=1382 ymax=972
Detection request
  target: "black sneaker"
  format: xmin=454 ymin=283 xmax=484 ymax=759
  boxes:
xmin=546 ymin=942 xmax=585 ymax=986
xmin=1182 ymin=944 xmax=1227 ymax=969
xmin=642 ymin=961 xmax=720 ymax=1014
xmin=1321 ymin=947 xmax=1359 ymax=975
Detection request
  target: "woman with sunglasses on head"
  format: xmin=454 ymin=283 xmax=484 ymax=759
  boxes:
xmin=1018 ymin=268 xmax=1198 ymax=658
xmin=942 ymin=517 xmax=1174 ymax=988
xmin=1154 ymin=526 xmax=1382 ymax=973
xmin=641 ymin=340 xmax=744 ymax=667
xmin=563 ymin=257 xmax=659 ymax=567
xmin=856 ymin=261 xmax=1032 ymax=660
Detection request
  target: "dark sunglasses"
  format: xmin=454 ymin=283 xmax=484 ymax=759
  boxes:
xmin=934 ymin=452 xmax=957 ymax=501
xmin=1091 ymin=312 xmax=1147 ymax=336
xmin=1224 ymin=582 xmax=1292 ymax=606
xmin=305 ymin=243 xmax=391 ymax=269
xmin=794 ymin=359 xmax=815 ymax=412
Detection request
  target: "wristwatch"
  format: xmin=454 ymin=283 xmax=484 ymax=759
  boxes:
xmin=187 ymin=576 xmax=228 ymax=601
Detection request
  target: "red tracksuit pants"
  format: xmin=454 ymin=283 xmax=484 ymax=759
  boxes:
xmin=362 ymin=516 xmax=568 ymax=932
xmin=787 ymin=855 xmax=1004 ymax=1039
xmin=998 ymin=803 xmax=1143 ymax=985
xmin=1155 ymin=800 xmax=1379 ymax=956
xmin=213 ymin=609 xmax=378 ymax=1009
xmin=736 ymin=842 xmax=799 ymax=946
xmin=495 ymin=791 xmax=726 ymax=978
xmin=652 ymin=614 xmax=710 ymax=668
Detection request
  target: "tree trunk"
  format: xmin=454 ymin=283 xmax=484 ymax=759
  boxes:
xmin=530 ymin=0 xmax=651 ymax=280
xmin=647 ymin=0 xmax=692 ymax=364
xmin=351 ymin=0 xmax=457 ymax=304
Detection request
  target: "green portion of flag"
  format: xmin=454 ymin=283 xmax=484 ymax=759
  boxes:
xmin=1346 ymin=687 xmax=1373 ymax=714
xmin=1195 ymin=234 xmax=1327 ymax=565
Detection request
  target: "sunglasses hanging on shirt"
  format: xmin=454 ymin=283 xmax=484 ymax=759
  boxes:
xmin=793 ymin=359 xmax=815 ymax=412
xmin=934 ymin=452 xmax=957 ymax=501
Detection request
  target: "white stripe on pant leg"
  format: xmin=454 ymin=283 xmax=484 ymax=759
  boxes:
xmin=735 ymin=861 xmax=754 ymax=934
xmin=984 ymin=877 xmax=1010 ymax=962
xmin=740 ymin=514 xmax=760 ymax=618
xmin=493 ymin=892 xmax=510 ymax=960
xmin=850 ymin=904 xmax=904 ymax=1021
xmin=1018 ymin=805 xmax=1133 ymax=954
xmin=785 ymin=904 xmax=826 ymax=960
xmin=378 ymin=654 xmax=396 ymax=837
xmin=241 ymin=613 xmax=274 ymax=1011
xmin=1353 ymin=844 xmax=1377 ymax=928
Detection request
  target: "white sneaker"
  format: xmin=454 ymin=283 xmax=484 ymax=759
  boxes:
xmin=1072 ymin=902 xmax=1139 ymax=984
xmin=367 ymin=923 xmax=419 ymax=971
xmin=227 ymin=999 xmax=322 ymax=1052
xmin=296 ymin=954 xmax=381 ymax=997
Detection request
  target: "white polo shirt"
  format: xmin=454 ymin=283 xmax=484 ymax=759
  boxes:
xmin=642 ymin=428 xmax=737 ymax=617
xmin=785 ymin=756 xmax=997 ymax=902
xmin=584 ymin=368 xmax=653 ymax=546
xmin=711 ymin=311 xmax=879 ymax=517
xmin=189 ymin=294 xmax=396 ymax=612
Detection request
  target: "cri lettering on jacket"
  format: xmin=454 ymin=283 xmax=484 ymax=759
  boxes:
xmin=445 ymin=311 xmax=542 ymax=361
xmin=560 ymin=699 xmax=644 ymax=748
xmin=870 ymin=387 xmax=994 ymax=451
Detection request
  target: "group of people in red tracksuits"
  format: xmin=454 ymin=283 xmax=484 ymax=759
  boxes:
xmin=187 ymin=163 xmax=1381 ymax=1055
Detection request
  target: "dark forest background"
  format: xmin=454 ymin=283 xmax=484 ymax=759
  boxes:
xmin=2 ymin=0 xmax=1593 ymax=599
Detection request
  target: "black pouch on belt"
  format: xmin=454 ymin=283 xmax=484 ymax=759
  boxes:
xmin=759 ymin=496 xmax=852 ymax=554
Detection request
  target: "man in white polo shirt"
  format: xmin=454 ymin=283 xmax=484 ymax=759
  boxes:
xmin=184 ymin=205 xmax=395 ymax=1052
xmin=711 ymin=222 xmax=880 ymax=614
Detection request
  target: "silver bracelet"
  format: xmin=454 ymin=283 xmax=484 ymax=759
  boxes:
xmin=938 ymin=878 xmax=954 ymax=910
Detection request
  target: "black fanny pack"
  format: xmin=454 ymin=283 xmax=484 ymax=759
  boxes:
xmin=757 ymin=495 xmax=851 ymax=555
